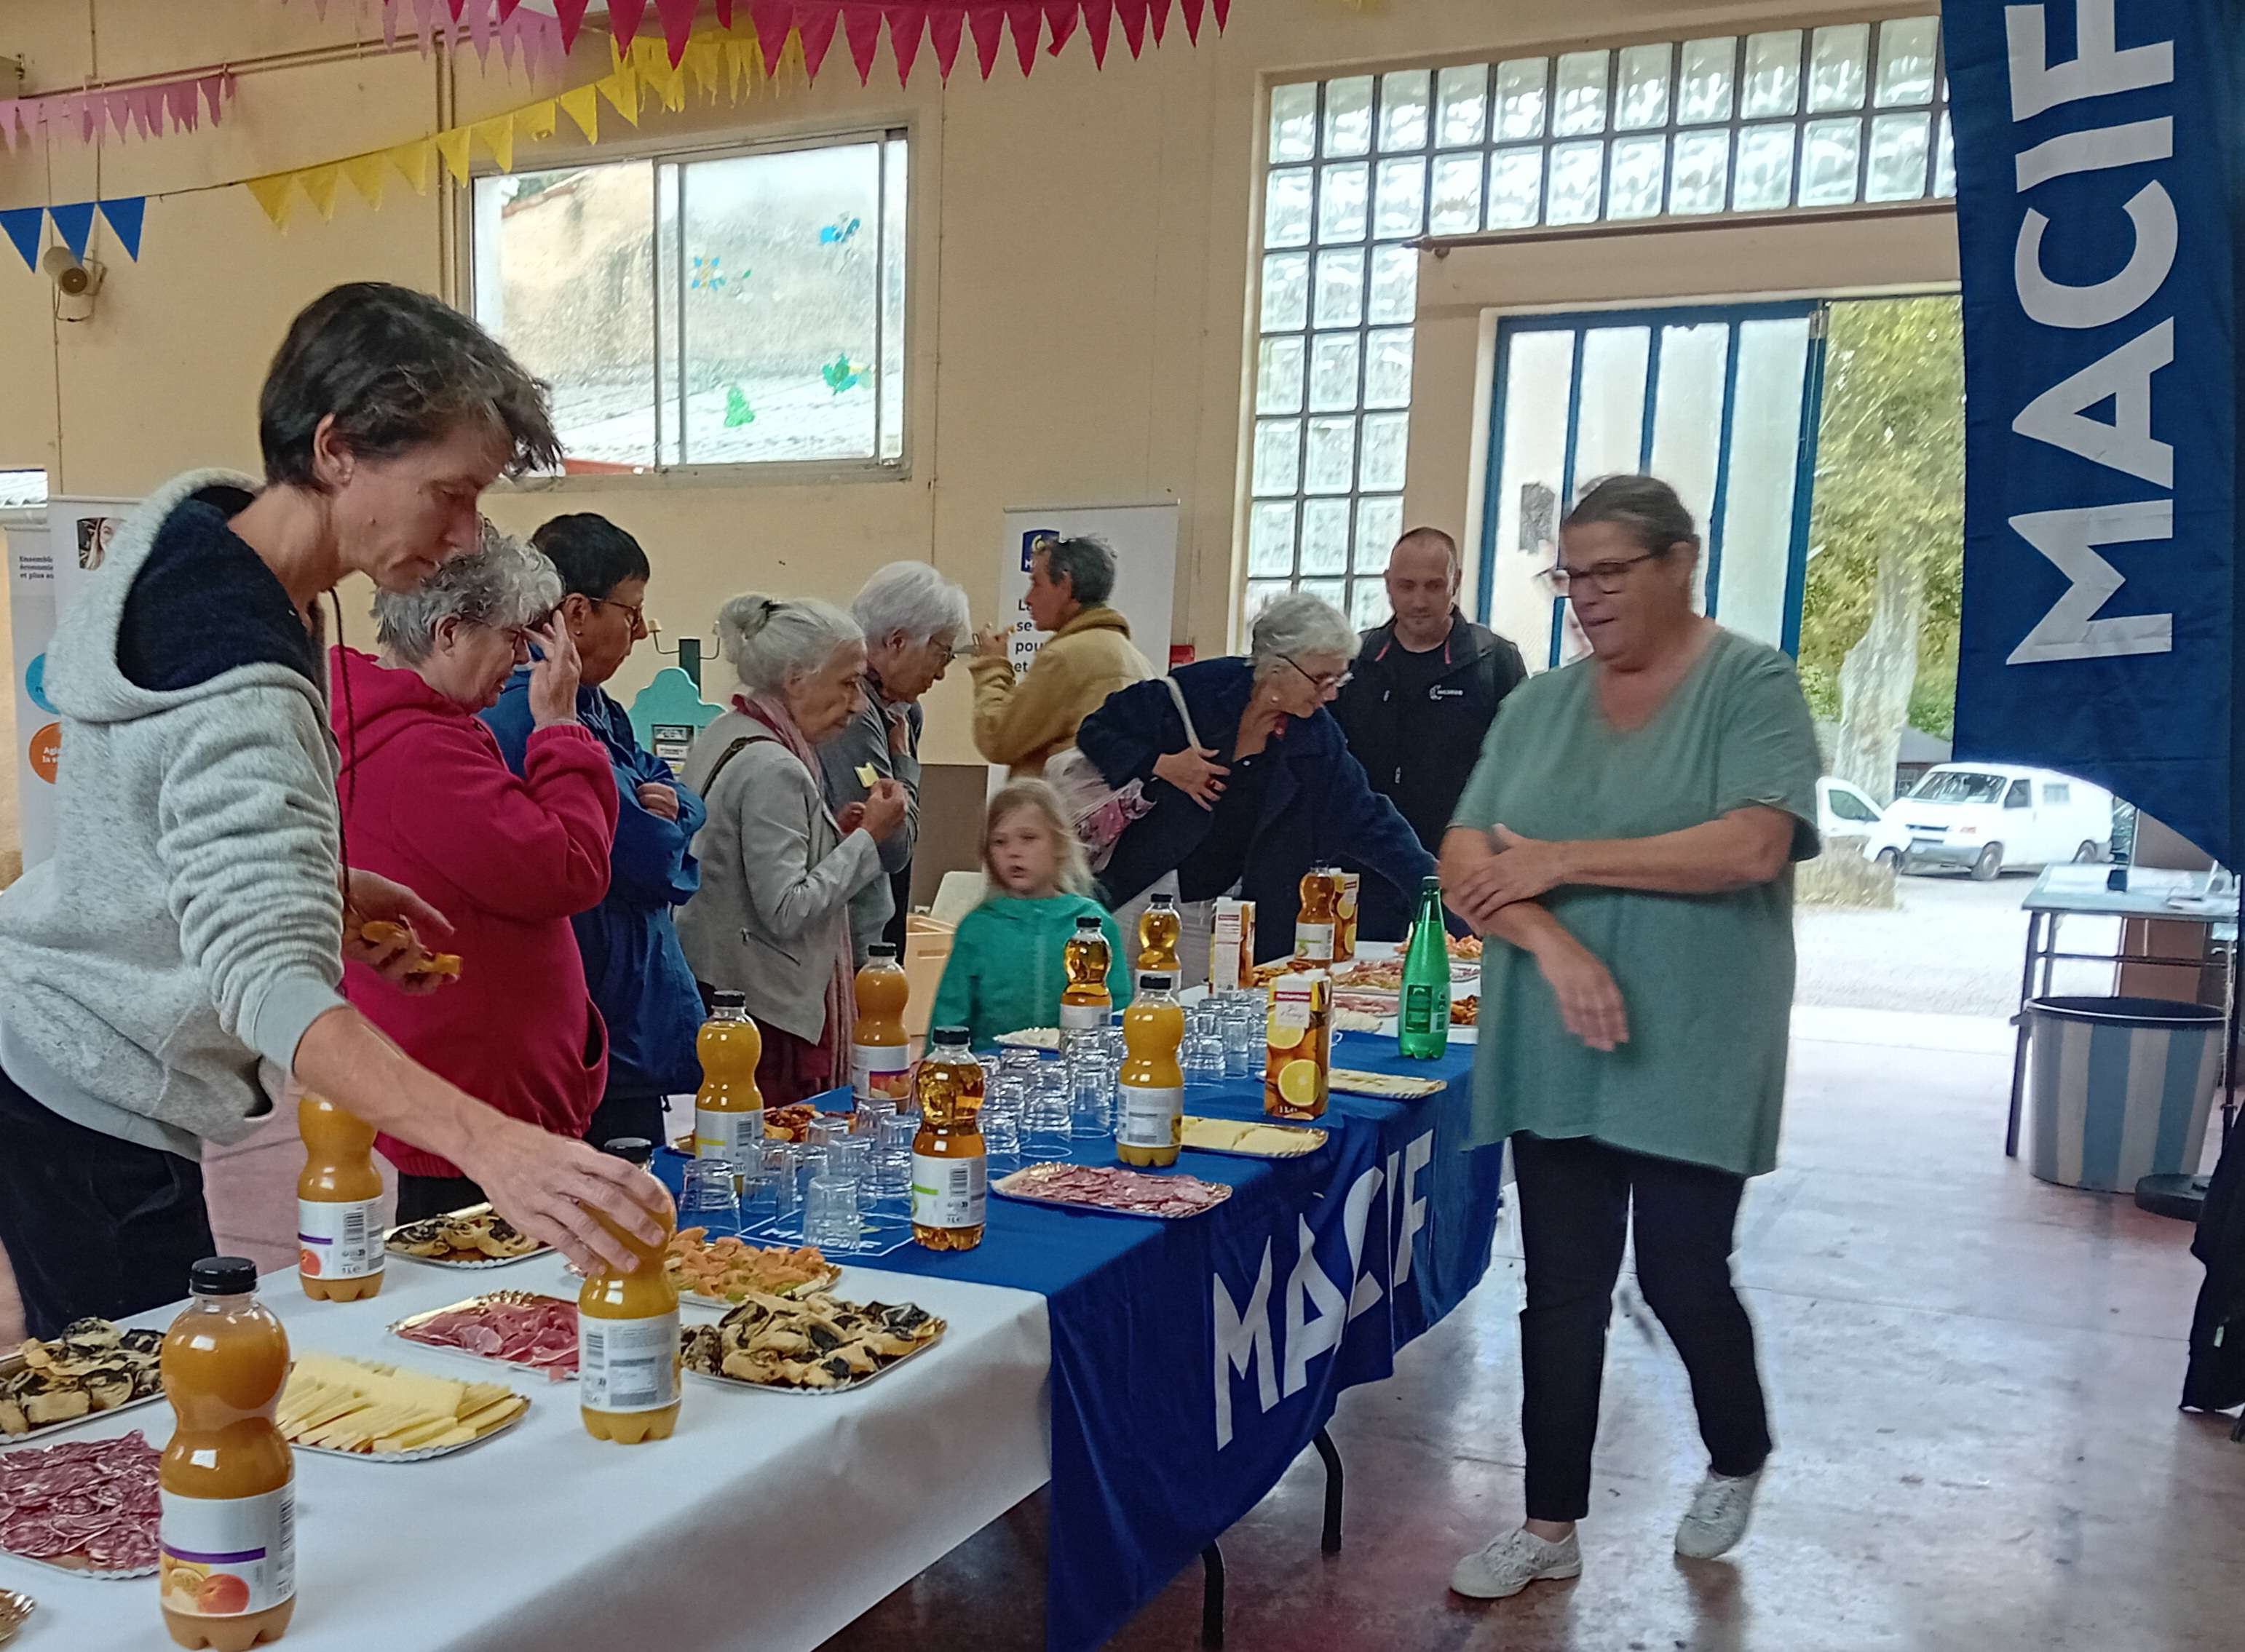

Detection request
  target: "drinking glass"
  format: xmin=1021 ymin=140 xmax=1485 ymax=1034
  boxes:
xmin=744 ymin=1140 xmax=803 ymax=1237
xmin=871 ymin=1112 xmax=916 ymax=1211
xmin=808 ymin=1111 xmax=853 ymax=1150
xmin=1222 ymin=998 xmax=1262 ymax=1078
xmin=981 ymin=1090 xmax=1023 ymax=1170
xmin=1025 ymin=1064 xmax=1074 ymax=1156
xmin=828 ymin=1135 xmax=872 ymax=1196
xmin=1184 ymin=1028 xmax=1228 ymax=1086
xmin=1068 ymin=1052 xmax=1114 ymax=1139
xmin=805 ymin=1171 xmax=864 ymax=1252
xmin=678 ymin=1157 xmax=742 ymax=1237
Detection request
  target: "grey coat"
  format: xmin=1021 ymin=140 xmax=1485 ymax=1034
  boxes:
xmin=816 ymin=680 xmax=920 ymax=964
xmin=676 ymin=710 xmax=883 ymax=1044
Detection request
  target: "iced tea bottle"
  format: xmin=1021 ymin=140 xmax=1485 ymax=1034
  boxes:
xmin=1116 ymin=974 xmax=1184 ymax=1168
xmin=159 ymin=1258 xmax=296 ymax=1651
xmin=692 ymin=990 xmax=764 ymax=1162
xmin=296 ymin=1095 xmax=383 ymax=1302
xmin=850 ymin=943 xmax=911 ymax=1117
xmin=1059 ymin=916 xmax=1112 ymax=1047
xmin=911 ymin=1026 xmax=987 ymax=1250
xmin=578 ymin=1138 xmax=682 ymax=1445
xmin=1136 ymin=892 xmax=1181 ymax=984
xmin=1295 ymin=867 xmax=1339 ymax=964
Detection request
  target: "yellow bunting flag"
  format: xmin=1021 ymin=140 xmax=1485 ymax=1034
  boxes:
xmin=472 ymin=115 xmax=516 ymax=173
xmin=598 ymin=68 xmax=642 ymax=125
xmin=244 ymin=171 xmax=298 ymax=228
xmin=518 ymin=100 xmax=559 ymax=142
xmin=342 ymin=152 xmax=390 ymax=209
xmin=684 ymin=39 xmax=724 ymax=98
xmin=433 ymin=126 xmax=474 ymax=186
xmin=558 ymin=82 xmax=600 ymax=143
xmin=388 ymin=140 xmax=435 ymax=195
xmin=298 ymin=164 xmax=343 ymax=221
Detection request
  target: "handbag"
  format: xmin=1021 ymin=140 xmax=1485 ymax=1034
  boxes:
xmin=1044 ymin=676 xmax=1200 ymax=872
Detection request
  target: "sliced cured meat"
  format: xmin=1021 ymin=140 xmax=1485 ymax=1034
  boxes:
xmin=0 ymin=1429 xmax=159 ymax=1573
xmin=997 ymin=1161 xmax=1232 ymax=1218
xmin=397 ymin=1295 xmax=579 ymax=1378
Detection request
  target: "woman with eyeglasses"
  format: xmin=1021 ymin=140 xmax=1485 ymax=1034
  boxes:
xmin=332 ymin=527 xmax=619 ymax=1222
xmin=1074 ymin=589 xmax=1436 ymax=967
xmin=1439 ymin=475 xmax=1821 ymax=1601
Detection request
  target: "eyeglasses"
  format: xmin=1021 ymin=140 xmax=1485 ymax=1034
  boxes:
xmin=1536 ymin=547 xmax=1669 ymax=598
xmin=1282 ymin=655 xmax=1353 ymax=694
xmin=590 ymin=595 xmax=646 ymax=629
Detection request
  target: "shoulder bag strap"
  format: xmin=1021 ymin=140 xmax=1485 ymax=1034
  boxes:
xmin=1162 ymin=675 xmax=1203 ymax=752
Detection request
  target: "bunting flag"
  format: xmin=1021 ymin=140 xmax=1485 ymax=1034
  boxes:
xmin=0 ymin=198 xmax=150 ymax=269
xmin=0 ymin=71 xmax=233 ymax=151
xmin=277 ymin=0 xmax=569 ymax=78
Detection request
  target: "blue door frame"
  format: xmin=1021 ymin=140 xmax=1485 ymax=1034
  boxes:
xmin=1476 ymin=300 xmax=1830 ymax=665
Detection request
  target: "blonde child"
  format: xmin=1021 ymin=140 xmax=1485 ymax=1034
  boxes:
xmin=931 ymin=780 xmax=1132 ymax=1047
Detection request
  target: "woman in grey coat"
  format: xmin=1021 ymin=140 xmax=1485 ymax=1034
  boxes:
xmin=678 ymin=595 xmax=906 ymax=1104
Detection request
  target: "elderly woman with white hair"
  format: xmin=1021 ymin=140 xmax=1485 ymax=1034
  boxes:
xmin=678 ymin=595 xmax=908 ymax=1103
xmin=332 ymin=526 xmax=620 ymax=1221
xmin=820 ymin=560 xmax=973 ymax=961
xmin=1074 ymin=589 xmax=1436 ymax=963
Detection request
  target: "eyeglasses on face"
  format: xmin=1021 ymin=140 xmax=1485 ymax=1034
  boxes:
xmin=1536 ymin=546 xmax=1670 ymax=598
xmin=1283 ymin=655 xmax=1353 ymax=693
xmin=590 ymin=595 xmax=647 ymax=628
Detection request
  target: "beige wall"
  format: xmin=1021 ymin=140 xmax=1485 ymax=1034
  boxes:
xmin=2 ymin=0 xmax=1949 ymax=777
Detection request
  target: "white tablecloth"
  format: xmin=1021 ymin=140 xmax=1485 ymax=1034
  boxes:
xmin=7 ymin=1255 xmax=1052 ymax=1651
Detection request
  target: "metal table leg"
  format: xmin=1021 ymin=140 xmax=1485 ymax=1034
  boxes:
xmin=1200 ymin=1542 xmax=1225 ymax=1649
xmin=2007 ymin=910 xmax=2044 ymax=1157
xmin=1312 ymin=1427 xmax=1344 ymax=1554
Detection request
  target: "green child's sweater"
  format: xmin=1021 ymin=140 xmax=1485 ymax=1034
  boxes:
xmin=930 ymin=892 xmax=1134 ymax=1048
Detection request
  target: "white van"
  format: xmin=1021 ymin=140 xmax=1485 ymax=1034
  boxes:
xmin=1885 ymin=763 xmax=2113 ymax=880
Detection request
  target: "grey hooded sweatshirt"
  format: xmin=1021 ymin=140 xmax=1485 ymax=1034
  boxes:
xmin=0 ymin=469 xmax=349 ymax=1159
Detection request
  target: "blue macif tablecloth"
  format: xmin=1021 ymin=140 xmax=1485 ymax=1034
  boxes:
xmin=655 ymin=1030 xmax=1502 ymax=1651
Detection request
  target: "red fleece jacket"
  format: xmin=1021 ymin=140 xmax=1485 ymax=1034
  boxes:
xmin=329 ymin=647 xmax=619 ymax=1179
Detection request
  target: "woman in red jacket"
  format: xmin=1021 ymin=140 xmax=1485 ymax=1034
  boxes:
xmin=333 ymin=525 xmax=620 ymax=1221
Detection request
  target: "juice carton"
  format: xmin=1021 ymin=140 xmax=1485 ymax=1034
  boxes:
xmin=1264 ymin=971 xmax=1331 ymax=1121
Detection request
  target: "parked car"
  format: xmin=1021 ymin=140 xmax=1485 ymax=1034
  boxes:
xmin=1816 ymin=777 xmax=1914 ymax=865
xmin=1882 ymin=763 xmax=2113 ymax=880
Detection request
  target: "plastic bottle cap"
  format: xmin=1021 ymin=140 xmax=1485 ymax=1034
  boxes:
xmin=601 ymin=1137 xmax=656 ymax=1166
xmin=190 ymin=1257 xmax=258 ymax=1296
xmin=1137 ymin=972 xmax=1168 ymax=990
xmin=933 ymin=1024 xmax=971 ymax=1044
xmin=867 ymin=943 xmax=898 ymax=961
xmin=708 ymin=989 xmax=748 ymax=1011
xmin=1076 ymin=916 xmax=1103 ymax=929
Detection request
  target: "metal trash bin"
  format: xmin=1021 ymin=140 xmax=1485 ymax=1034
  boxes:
xmin=2026 ymin=996 xmax=2223 ymax=1191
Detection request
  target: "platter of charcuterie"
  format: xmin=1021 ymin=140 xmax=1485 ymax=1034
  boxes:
xmin=0 ymin=1431 xmax=160 ymax=1578
xmin=387 ymin=1292 xmax=579 ymax=1382
xmin=992 ymin=1161 xmax=1233 ymax=1220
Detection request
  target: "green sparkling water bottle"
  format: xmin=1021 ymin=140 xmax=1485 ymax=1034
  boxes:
xmin=1398 ymin=876 xmax=1451 ymax=1059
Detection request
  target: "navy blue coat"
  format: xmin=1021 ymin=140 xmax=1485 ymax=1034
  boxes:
xmin=1076 ymin=657 xmax=1437 ymax=961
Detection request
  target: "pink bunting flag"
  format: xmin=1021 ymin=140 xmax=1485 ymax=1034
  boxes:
xmin=1044 ymin=1 xmax=1080 ymax=56
xmin=886 ymin=5 xmax=927 ymax=84
xmin=929 ymin=6 xmax=967 ymax=79
xmin=1082 ymin=0 xmax=1114 ymax=67
xmin=654 ymin=0 xmax=701 ymax=66
xmin=467 ymin=0 xmax=495 ymax=61
xmin=103 ymin=90 xmax=136 ymax=140
xmin=607 ymin=0 xmax=650 ymax=56
xmin=199 ymin=74 xmax=231 ymax=124
xmin=552 ymin=0 xmax=591 ymax=51
xmin=1006 ymin=4 xmax=1040 ymax=76
xmin=967 ymin=6 xmax=1006 ymax=78
xmin=796 ymin=3 xmax=844 ymax=79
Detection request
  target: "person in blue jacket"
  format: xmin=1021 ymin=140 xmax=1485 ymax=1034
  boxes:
xmin=484 ymin=514 xmax=706 ymax=1147
xmin=1074 ymin=590 xmax=1438 ymax=963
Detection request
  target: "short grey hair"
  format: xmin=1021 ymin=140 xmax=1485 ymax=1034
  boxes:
xmin=852 ymin=560 xmax=970 ymax=647
xmin=1564 ymin=474 xmax=1700 ymax=555
xmin=373 ymin=521 xmax=561 ymax=663
xmin=717 ymin=592 xmax=863 ymax=696
xmin=1248 ymin=590 xmax=1358 ymax=678
xmin=1036 ymin=535 xmax=1116 ymax=607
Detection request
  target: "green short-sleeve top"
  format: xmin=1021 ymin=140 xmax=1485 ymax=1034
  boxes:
xmin=1452 ymin=627 xmax=1821 ymax=1177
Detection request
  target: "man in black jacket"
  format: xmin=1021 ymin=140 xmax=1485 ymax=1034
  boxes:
xmin=1333 ymin=526 xmax=1527 ymax=940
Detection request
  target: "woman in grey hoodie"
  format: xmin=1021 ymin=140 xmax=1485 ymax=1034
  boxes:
xmin=0 ymin=283 xmax=668 ymax=1339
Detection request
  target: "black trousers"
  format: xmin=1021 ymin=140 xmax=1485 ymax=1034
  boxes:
xmin=0 ymin=1058 xmax=217 ymax=1343
xmin=585 ymin=1085 xmax=667 ymax=1154
xmin=395 ymin=1174 xmax=488 ymax=1225
xmin=1512 ymin=1132 xmax=1773 ymax=1522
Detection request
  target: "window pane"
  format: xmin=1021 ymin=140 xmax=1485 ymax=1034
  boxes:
xmin=1300 ymin=499 xmax=1353 ymax=573
xmin=1318 ymin=161 xmax=1369 ymax=242
xmin=1300 ymin=579 xmax=1347 ymax=612
xmin=1253 ymin=418 xmax=1302 ymax=495
xmin=1363 ymin=327 xmax=1414 ymax=408
xmin=1359 ymin=411 xmax=1409 ymax=491
xmin=1366 ymin=244 xmax=1417 ymax=323
xmin=1808 ymin=23 xmax=1869 ymax=112
xmin=1742 ymin=31 xmax=1802 ymax=118
xmin=1678 ymin=37 xmax=1735 ymax=123
xmin=1487 ymin=146 xmax=1543 ymax=228
xmin=1270 ymin=82 xmax=1318 ymax=162
xmin=1308 ymin=332 xmax=1361 ymax=411
xmin=1374 ymin=156 xmax=1427 ymax=238
xmin=1256 ymin=335 xmax=1305 ymax=414
xmin=654 ymin=162 xmax=681 ymax=466
xmin=1314 ymin=248 xmax=1366 ymax=327
xmin=1428 ymin=151 xmax=1483 ymax=234
xmin=1437 ymin=64 xmax=1488 ymax=147
xmin=1264 ymin=167 xmax=1313 ymax=248
xmin=1607 ymin=135 xmax=1666 ymax=219
xmin=1575 ymin=327 xmax=1651 ymax=481
xmin=1546 ymin=140 xmax=1604 ymax=225
xmin=1304 ymin=416 xmax=1358 ymax=493
xmin=1733 ymin=123 xmax=1795 ymax=211
xmin=1246 ymin=578 xmax=1293 ymax=621
xmin=1671 ymin=130 xmax=1730 ymax=214
xmin=1324 ymin=76 xmax=1374 ymax=156
xmin=1615 ymin=44 xmax=1671 ymax=131
xmin=1248 ymin=501 xmax=1297 ymax=576
xmin=1489 ymin=330 xmax=1575 ymax=645
xmin=1874 ymin=18 xmax=1940 ymax=107
xmin=1262 ymin=252 xmax=1310 ymax=330
xmin=1799 ymin=116 xmax=1863 ymax=205
xmin=1553 ymin=50 xmax=1609 ymax=135
xmin=1350 ymin=577 xmax=1390 ymax=629
xmin=1355 ymin=495 xmax=1404 ymax=571
xmin=477 ymin=160 xmax=657 ymax=469
xmin=879 ymin=137 xmax=906 ymax=461
xmin=1647 ymin=321 xmax=1730 ymax=602
xmin=1716 ymin=317 xmax=1813 ymax=647
xmin=1935 ymin=111 xmax=1955 ymax=196
xmin=1380 ymin=70 xmax=1431 ymax=150
xmin=1494 ymin=58 xmax=1548 ymax=140
xmin=1866 ymin=112 xmax=1931 ymax=202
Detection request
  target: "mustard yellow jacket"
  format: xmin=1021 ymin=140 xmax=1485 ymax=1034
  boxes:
xmin=967 ymin=605 xmax=1153 ymax=777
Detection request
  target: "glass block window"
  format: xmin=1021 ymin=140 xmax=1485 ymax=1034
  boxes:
xmin=1246 ymin=19 xmax=1947 ymax=623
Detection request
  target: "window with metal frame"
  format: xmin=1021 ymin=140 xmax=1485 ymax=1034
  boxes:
xmin=470 ymin=128 xmax=907 ymax=474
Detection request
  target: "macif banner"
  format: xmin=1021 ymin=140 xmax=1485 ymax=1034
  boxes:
xmin=1944 ymin=0 xmax=2245 ymax=865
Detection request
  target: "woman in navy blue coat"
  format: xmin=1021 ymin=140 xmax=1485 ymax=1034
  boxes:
xmin=1076 ymin=592 xmax=1436 ymax=962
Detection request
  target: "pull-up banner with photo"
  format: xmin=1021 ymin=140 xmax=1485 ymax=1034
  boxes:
xmin=1944 ymin=0 xmax=2243 ymax=865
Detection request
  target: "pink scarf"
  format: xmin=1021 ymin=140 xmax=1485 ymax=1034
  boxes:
xmin=735 ymin=693 xmax=856 ymax=1063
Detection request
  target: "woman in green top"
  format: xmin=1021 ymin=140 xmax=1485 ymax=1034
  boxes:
xmin=932 ymin=779 xmax=1132 ymax=1047
xmin=1439 ymin=476 xmax=1821 ymax=1602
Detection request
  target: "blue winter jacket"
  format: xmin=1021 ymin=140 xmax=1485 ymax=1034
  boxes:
xmin=485 ymin=670 xmax=708 ymax=1095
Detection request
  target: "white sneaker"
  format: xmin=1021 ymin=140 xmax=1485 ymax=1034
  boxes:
xmin=1448 ymin=1526 xmax=1582 ymax=1600
xmin=1674 ymin=1469 xmax=1762 ymax=1559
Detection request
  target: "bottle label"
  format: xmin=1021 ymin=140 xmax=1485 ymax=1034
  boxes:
xmin=1118 ymin=1084 xmax=1183 ymax=1148
xmin=912 ymin=1152 xmax=986 ymax=1229
xmin=851 ymin=1041 xmax=910 ymax=1105
xmin=1058 ymin=1001 xmax=1108 ymax=1032
xmin=1296 ymin=921 xmax=1335 ymax=963
xmin=694 ymin=1105 xmax=763 ymax=1163
xmin=297 ymin=1195 xmax=384 ymax=1280
xmin=579 ymin=1311 xmax=681 ymax=1414
xmin=1400 ymin=982 xmax=1448 ymax=1036
xmin=159 ymin=1481 xmax=296 ymax=1617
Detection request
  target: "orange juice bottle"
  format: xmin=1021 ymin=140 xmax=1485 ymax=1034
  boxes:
xmin=1058 ymin=915 xmax=1112 ymax=1045
xmin=1296 ymin=867 xmax=1340 ymax=964
xmin=850 ymin=943 xmax=911 ymax=1116
xmin=296 ymin=1095 xmax=383 ymax=1302
xmin=1117 ymin=974 xmax=1184 ymax=1167
xmin=692 ymin=990 xmax=764 ymax=1163
xmin=911 ymin=1027 xmax=987 ymax=1250
xmin=159 ymin=1258 xmax=296 ymax=1651
xmin=578 ymin=1137 xmax=682 ymax=1444
xmin=1137 ymin=892 xmax=1181 ymax=983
